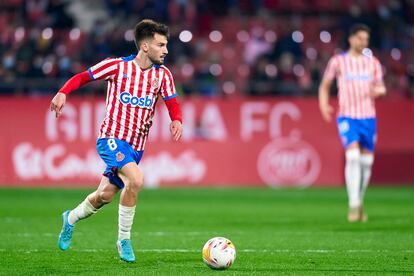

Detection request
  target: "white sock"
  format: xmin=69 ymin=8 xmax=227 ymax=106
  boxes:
xmin=118 ymin=204 xmax=136 ymax=241
xmin=68 ymin=198 xmax=98 ymax=225
xmin=360 ymin=154 xmax=374 ymax=202
xmin=345 ymin=148 xmax=361 ymax=208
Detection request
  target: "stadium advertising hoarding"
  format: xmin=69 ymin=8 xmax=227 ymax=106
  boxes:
xmin=0 ymin=97 xmax=413 ymax=187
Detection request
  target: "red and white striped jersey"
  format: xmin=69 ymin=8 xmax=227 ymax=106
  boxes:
xmin=322 ymin=52 xmax=384 ymax=119
xmin=88 ymin=55 xmax=177 ymax=151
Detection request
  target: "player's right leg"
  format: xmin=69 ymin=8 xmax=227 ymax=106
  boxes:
xmin=358 ymin=149 xmax=373 ymax=222
xmin=58 ymin=176 xmax=119 ymax=251
xmin=337 ymin=117 xmax=362 ymax=222
xmin=345 ymin=142 xmax=362 ymax=222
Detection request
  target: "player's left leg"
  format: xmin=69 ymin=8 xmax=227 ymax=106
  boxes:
xmin=358 ymin=118 xmax=377 ymax=222
xmin=359 ymin=149 xmax=374 ymax=221
xmin=116 ymin=162 xmax=144 ymax=263
xmin=360 ymin=150 xmax=374 ymax=201
xmin=69 ymin=176 xmax=119 ymax=224
xmin=58 ymin=177 xmax=119 ymax=251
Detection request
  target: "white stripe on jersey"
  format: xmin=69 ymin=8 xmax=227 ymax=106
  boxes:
xmin=89 ymin=58 xmax=116 ymax=72
xmin=94 ymin=64 xmax=118 ymax=80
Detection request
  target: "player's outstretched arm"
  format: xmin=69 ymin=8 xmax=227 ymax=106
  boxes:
xmin=318 ymin=78 xmax=334 ymax=122
xmin=164 ymin=97 xmax=183 ymax=141
xmin=50 ymin=71 xmax=92 ymax=118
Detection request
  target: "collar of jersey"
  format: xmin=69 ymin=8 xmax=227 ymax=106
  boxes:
xmin=122 ymin=54 xmax=161 ymax=71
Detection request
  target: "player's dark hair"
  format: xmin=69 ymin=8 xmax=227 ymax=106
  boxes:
xmin=349 ymin=23 xmax=371 ymax=36
xmin=134 ymin=19 xmax=169 ymax=49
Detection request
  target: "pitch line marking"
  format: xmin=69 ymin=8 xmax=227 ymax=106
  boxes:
xmin=1 ymin=249 xmax=413 ymax=254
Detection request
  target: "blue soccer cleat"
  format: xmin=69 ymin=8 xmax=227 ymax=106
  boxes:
xmin=117 ymin=239 xmax=136 ymax=263
xmin=58 ymin=210 xmax=75 ymax=251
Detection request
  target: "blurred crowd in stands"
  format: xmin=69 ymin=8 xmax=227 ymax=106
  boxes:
xmin=1 ymin=0 xmax=414 ymax=99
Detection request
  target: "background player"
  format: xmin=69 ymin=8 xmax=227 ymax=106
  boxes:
xmin=318 ymin=24 xmax=386 ymax=222
xmin=50 ymin=19 xmax=183 ymax=262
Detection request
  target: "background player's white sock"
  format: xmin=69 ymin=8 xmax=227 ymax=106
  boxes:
xmin=360 ymin=154 xmax=374 ymax=203
xmin=345 ymin=148 xmax=361 ymax=208
xmin=68 ymin=198 xmax=98 ymax=225
xmin=118 ymin=204 xmax=136 ymax=241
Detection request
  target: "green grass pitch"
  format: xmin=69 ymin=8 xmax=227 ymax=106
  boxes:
xmin=0 ymin=186 xmax=413 ymax=275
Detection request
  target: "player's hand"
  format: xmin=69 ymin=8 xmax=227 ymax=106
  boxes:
xmin=319 ymin=103 xmax=334 ymax=122
xmin=170 ymin=120 xmax=183 ymax=141
xmin=370 ymin=84 xmax=386 ymax=99
xmin=50 ymin=92 xmax=66 ymax=118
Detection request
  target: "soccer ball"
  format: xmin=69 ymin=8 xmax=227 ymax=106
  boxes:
xmin=202 ymin=237 xmax=236 ymax=270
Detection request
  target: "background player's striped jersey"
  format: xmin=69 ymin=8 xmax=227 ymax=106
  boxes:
xmin=322 ymin=52 xmax=384 ymax=119
xmin=88 ymin=55 xmax=177 ymax=151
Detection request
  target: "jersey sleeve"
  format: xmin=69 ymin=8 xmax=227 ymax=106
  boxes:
xmin=372 ymin=57 xmax=384 ymax=82
xmin=322 ymin=56 xmax=338 ymax=81
xmin=59 ymin=71 xmax=92 ymax=94
xmin=160 ymin=66 xmax=178 ymax=100
xmin=164 ymin=97 xmax=183 ymax=123
xmin=88 ymin=58 xmax=120 ymax=81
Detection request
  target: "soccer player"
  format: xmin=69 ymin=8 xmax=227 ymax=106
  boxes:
xmin=50 ymin=19 xmax=183 ymax=262
xmin=318 ymin=24 xmax=386 ymax=222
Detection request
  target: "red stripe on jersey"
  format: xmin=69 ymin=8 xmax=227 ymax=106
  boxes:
xmin=356 ymin=58 xmax=364 ymax=117
xmin=351 ymin=57 xmax=358 ymax=117
xmin=155 ymin=66 xmax=161 ymax=93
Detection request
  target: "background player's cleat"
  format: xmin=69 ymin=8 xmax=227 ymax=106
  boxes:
xmin=348 ymin=207 xmax=360 ymax=222
xmin=360 ymin=207 xmax=368 ymax=222
xmin=58 ymin=210 xmax=75 ymax=251
xmin=117 ymin=239 xmax=136 ymax=263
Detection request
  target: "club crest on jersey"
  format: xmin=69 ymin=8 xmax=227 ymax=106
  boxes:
xmin=151 ymin=78 xmax=159 ymax=89
xmin=116 ymin=151 xmax=125 ymax=162
xmin=119 ymin=92 xmax=154 ymax=107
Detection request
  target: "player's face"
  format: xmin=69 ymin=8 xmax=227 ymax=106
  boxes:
xmin=147 ymin=33 xmax=168 ymax=65
xmin=349 ymin=31 xmax=369 ymax=53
